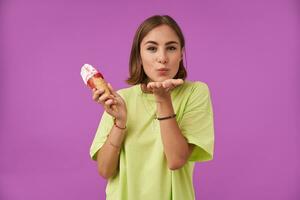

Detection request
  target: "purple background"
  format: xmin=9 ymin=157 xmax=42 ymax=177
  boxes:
xmin=1 ymin=0 xmax=299 ymax=199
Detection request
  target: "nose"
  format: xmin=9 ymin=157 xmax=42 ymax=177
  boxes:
xmin=157 ymin=50 xmax=168 ymax=64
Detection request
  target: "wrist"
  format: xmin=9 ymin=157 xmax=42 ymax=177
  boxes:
xmin=154 ymin=94 xmax=171 ymax=104
xmin=155 ymin=94 xmax=174 ymax=114
xmin=115 ymin=118 xmax=127 ymax=128
xmin=156 ymin=113 xmax=176 ymax=120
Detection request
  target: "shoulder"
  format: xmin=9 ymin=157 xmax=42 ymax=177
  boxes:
xmin=173 ymin=81 xmax=213 ymax=115
xmin=179 ymin=80 xmax=212 ymax=108
xmin=180 ymin=80 xmax=210 ymax=95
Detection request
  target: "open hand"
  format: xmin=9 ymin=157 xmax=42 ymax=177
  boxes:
xmin=146 ymin=79 xmax=184 ymax=100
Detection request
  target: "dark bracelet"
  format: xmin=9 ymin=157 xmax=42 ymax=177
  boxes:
xmin=113 ymin=118 xmax=126 ymax=130
xmin=156 ymin=114 xmax=176 ymax=120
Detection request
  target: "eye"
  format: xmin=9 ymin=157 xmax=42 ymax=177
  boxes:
xmin=147 ymin=46 xmax=157 ymax=51
xmin=167 ymin=46 xmax=177 ymax=51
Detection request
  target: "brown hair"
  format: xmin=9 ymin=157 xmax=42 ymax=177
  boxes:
xmin=126 ymin=15 xmax=187 ymax=85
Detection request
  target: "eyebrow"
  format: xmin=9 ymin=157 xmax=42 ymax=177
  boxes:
xmin=144 ymin=40 xmax=179 ymax=46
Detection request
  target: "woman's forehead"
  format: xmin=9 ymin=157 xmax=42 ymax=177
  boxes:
xmin=141 ymin=25 xmax=180 ymax=45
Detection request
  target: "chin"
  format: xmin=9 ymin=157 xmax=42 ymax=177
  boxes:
xmin=148 ymin=74 xmax=176 ymax=82
xmin=153 ymin=77 xmax=169 ymax=82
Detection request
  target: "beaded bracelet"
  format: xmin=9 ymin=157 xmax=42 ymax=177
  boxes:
xmin=156 ymin=114 xmax=176 ymax=121
xmin=113 ymin=118 xmax=126 ymax=130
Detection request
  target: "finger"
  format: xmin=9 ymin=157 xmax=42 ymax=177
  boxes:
xmin=104 ymin=101 xmax=117 ymax=114
xmin=145 ymin=83 xmax=154 ymax=93
xmin=92 ymin=89 xmax=105 ymax=101
xmin=92 ymin=89 xmax=100 ymax=100
xmin=150 ymin=82 xmax=159 ymax=89
xmin=165 ymin=79 xmax=178 ymax=91
xmin=107 ymin=95 xmax=118 ymax=104
xmin=162 ymin=82 xmax=169 ymax=89
xmin=98 ymin=93 xmax=111 ymax=103
xmin=162 ymin=80 xmax=172 ymax=88
xmin=92 ymin=87 xmax=101 ymax=94
xmin=95 ymin=88 xmax=105 ymax=95
xmin=169 ymin=81 xmax=176 ymax=89
xmin=169 ymin=79 xmax=178 ymax=87
xmin=178 ymin=79 xmax=184 ymax=84
xmin=147 ymin=82 xmax=154 ymax=90
xmin=156 ymin=82 xmax=162 ymax=88
xmin=108 ymin=94 xmax=116 ymax=100
xmin=92 ymin=92 xmax=98 ymax=101
xmin=112 ymin=98 xmax=118 ymax=105
xmin=174 ymin=79 xmax=184 ymax=85
xmin=104 ymin=98 xmax=114 ymax=106
xmin=166 ymin=82 xmax=175 ymax=92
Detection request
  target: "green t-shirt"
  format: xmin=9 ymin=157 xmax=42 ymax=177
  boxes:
xmin=90 ymin=80 xmax=215 ymax=200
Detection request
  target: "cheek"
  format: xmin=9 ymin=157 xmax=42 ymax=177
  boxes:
xmin=171 ymin=55 xmax=182 ymax=67
xmin=141 ymin=58 xmax=152 ymax=73
xmin=141 ymin=53 xmax=154 ymax=64
xmin=141 ymin=54 xmax=154 ymax=70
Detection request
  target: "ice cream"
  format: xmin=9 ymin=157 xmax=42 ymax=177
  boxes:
xmin=80 ymin=64 xmax=111 ymax=96
xmin=81 ymin=64 xmax=117 ymax=111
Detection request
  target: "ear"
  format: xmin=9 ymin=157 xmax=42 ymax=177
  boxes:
xmin=181 ymin=47 xmax=185 ymax=60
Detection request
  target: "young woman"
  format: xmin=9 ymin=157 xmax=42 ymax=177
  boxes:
xmin=90 ymin=15 xmax=215 ymax=200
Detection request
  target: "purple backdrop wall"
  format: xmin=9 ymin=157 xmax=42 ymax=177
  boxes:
xmin=1 ymin=0 xmax=299 ymax=199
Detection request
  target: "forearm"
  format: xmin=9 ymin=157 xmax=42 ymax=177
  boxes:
xmin=156 ymin=97 xmax=189 ymax=170
xmin=96 ymin=120 xmax=126 ymax=179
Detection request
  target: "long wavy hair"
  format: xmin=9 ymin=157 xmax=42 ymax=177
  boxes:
xmin=126 ymin=15 xmax=187 ymax=85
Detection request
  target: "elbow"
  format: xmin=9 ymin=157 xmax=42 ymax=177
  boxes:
xmin=96 ymin=152 xmax=117 ymax=180
xmin=98 ymin=168 xmax=110 ymax=180
xmin=168 ymin=159 xmax=187 ymax=171
xmin=167 ymin=150 xmax=190 ymax=170
xmin=98 ymin=167 xmax=116 ymax=180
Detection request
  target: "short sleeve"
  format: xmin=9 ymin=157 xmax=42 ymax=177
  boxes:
xmin=179 ymin=82 xmax=215 ymax=162
xmin=89 ymin=110 xmax=114 ymax=161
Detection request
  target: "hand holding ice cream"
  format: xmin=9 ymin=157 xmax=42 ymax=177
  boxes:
xmin=81 ymin=64 xmax=127 ymax=123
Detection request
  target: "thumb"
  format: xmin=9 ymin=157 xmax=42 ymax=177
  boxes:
xmin=175 ymin=79 xmax=184 ymax=85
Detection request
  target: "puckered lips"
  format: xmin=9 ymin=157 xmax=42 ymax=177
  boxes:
xmin=156 ymin=68 xmax=169 ymax=76
xmin=157 ymin=68 xmax=169 ymax=72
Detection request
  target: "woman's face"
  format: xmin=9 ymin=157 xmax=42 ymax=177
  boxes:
xmin=140 ymin=25 xmax=183 ymax=82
